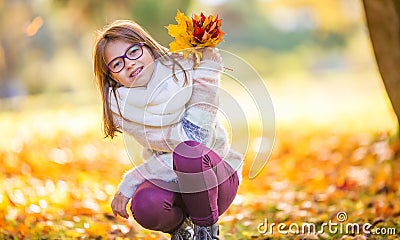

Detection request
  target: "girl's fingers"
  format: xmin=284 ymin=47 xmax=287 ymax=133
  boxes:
xmin=112 ymin=205 xmax=118 ymax=217
xmin=111 ymin=192 xmax=125 ymax=218
xmin=117 ymin=202 xmax=128 ymax=218
xmin=121 ymin=208 xmax=129 ymax=219
xmin=120 ymin=195 xmax=129 ymax=218
xmin=111 ymin=193 xmax=130 ymax=219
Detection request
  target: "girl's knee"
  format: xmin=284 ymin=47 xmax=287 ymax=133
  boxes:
xmin=173 ymin=140 xmax=220 ymax=173
xmin=131 ymin=188 xmax=168 ymax=230
xmin=173 ymin=140 xmax=204 ymax=171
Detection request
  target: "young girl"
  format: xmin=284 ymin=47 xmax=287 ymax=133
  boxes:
xmin=93 ymin=20 xmax=243 ymax=240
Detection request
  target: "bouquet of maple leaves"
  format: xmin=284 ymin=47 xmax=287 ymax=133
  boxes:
xmin=167 ymin=10 xmax=225 ymax=64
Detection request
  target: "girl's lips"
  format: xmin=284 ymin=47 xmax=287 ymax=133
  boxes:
xmin=130 ymin=66 xmax=143 ymax=79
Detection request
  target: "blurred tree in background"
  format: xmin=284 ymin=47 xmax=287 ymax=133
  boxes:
xmin=0 ymin=0 xmax=33 ymax=97
xmin=363 ymin=0 xmax=400 ymax=137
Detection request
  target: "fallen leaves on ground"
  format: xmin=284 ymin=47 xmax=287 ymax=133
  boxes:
xmin=0 ymin=107 xmax=399 ymax=239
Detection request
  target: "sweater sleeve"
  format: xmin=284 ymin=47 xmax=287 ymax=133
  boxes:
xmin=182 ymin=59 xmax=223 ymax=147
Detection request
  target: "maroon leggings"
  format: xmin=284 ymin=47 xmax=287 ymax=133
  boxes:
xmin=130 ymin=140 xmax=239 ymax=233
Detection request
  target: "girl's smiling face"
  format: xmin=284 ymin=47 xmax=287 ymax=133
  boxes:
xmin=105 ymin=40 xmax=155 ymax=88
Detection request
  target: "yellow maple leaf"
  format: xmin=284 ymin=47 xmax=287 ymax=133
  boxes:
xmin=166 ymin=10 xmax=225 ymax=64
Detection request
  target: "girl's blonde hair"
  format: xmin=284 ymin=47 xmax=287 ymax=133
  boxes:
xmin=93 ymin=20 xmax=189 ymax=138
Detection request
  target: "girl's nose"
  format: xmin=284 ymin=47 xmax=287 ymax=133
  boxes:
xmin=125 ymin=58 xmax=136 ymax=70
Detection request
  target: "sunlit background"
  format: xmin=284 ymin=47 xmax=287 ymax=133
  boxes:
xmin=0 ymin=0 xmax=398 ymax=239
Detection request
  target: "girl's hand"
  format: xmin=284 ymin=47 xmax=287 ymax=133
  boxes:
xmin=201 ymin=47 xmax=222 ymax=64
xmin=111 ymin=191 xmax=130 ymax=219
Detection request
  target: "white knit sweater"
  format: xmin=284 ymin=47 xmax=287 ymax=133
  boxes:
xmin=112 ymin=58 xmax=243 ymax=198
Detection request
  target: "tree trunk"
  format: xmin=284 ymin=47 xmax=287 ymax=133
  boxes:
xmin=362 ymin=0 xmax=400 ymax=137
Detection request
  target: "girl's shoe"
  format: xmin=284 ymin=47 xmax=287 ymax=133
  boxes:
xmin=171 ymin=218 xmax=194 ymax=240
xmin=193 ymin=222 xmax=219 ymax=240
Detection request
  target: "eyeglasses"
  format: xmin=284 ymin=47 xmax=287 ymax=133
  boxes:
xmin=107 ymin=42 xmax=144 ymax=73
